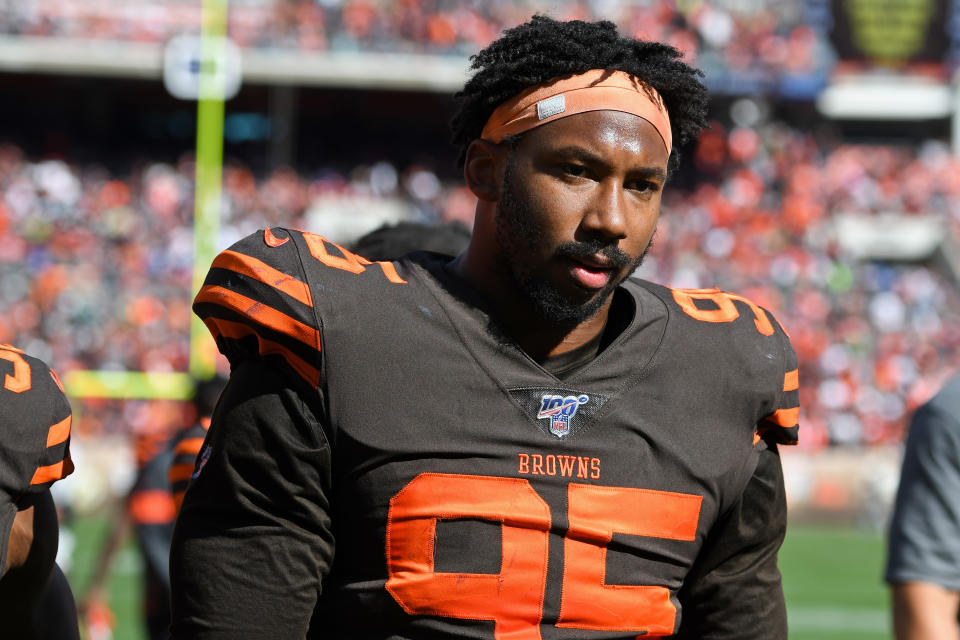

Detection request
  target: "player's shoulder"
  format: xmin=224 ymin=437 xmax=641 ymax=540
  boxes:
xmin=193 ymin=227 xmax=411 ymax=387
xmin=632 ymin=280 xmax=790 ymax=344
xmin=628 ymin=280 xmax=799 ymax=445
xmin=0 ymin=345 xmax=74 ymax=498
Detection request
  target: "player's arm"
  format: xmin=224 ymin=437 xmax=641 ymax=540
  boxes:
xmin=674 ymin=442 xmax=788 ymax=639
xmin=892 ymin=582 xmax=960 ymax=640
xmin=0 ymin=489 xmax=75 ymax=639
xmin=886 ymin=399 xmax=960 ymax=639
xmin=169 ymin=357 xmax=334 ymax=639
xmin=5 ymin=498 xmax=39 ymax=575
xmin=2 ymin=489 xmax=59 ymax=583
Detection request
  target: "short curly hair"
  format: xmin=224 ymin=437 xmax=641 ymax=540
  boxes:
xmin=450 ymin=15 xmax=709 ymax=172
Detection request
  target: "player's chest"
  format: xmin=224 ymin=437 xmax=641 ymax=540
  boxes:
xmin=324 ymin=316 xmax=760 ymax=547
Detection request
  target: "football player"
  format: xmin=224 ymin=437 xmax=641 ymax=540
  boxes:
xmin=0 ymin=344 xmax=79 ymax=639
xmin=169 ymin=376 xmax=227 ymax=513
xmin=81 ymin=375 xmax=226 ymax=640
xmin=171 ymin=16 xmax=800 ymax=639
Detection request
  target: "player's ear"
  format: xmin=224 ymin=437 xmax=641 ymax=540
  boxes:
xmin=464 ymin=139 xmax=505 ymax=203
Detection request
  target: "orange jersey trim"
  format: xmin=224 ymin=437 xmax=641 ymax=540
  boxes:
xmin=195 ymin=285 xmax=320 ymax=350
xmin=204 ymin=317 xmax=321 ymax=387
xmin=30 ymin=455 xmax=74 ymax=485
xmin=46 ymin=415 xmax=71 ymax=447
xmin=769 ymin=406 xmax=799 ymax=428
xmin=169 ymin=463 xmax=196 ymax=484
xmin=264 ymin=227 xmax=289 ymax=247
xmin=211 ymin=250 xmax=313 ymax=307
xmin=174 ymin=437 xmax=206 ymax=458
xmin=783 ymin=369 xmax=799 ymax=392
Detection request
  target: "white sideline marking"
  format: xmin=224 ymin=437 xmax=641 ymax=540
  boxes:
xmin=788 ymin=607 xmax=889 ymax=632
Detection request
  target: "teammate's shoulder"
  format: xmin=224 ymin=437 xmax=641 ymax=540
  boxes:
xmin=0 ymin=345 xmax=74 ymax=497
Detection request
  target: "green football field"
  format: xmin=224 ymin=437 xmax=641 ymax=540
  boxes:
xmin=66 ymin=518 xmax=891 ymax=639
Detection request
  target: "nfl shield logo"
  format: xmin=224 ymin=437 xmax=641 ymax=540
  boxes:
xmin=537 ymin=394 xmax=589 ymax=438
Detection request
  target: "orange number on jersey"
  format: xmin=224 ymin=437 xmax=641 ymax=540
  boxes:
xmin=557 ymin=483 xmax=702 ymax=635
xmin=672 ymin=288 xmax=774 ymax=336
xmin=302 ymin=233 xmax=406 ymax=284
xmin=386 ymin=474 xmax=551 ymax=640
xmin=0 ymin=346 xmax=31 ymax=393
xmin=385 ymin=473 xmax=702 ymax=639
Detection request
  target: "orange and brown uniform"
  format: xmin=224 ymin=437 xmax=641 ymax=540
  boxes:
xmin=172 ymin=228 xmax=799 ymax=639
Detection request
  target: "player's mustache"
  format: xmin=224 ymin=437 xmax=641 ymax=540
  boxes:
xmin=555 ymin=240 xmax=632 ymax=269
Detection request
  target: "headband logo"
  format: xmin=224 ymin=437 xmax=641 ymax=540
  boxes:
xmin=536 ymin=95 xmax=566 ymax=120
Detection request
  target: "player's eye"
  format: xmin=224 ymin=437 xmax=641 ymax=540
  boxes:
xmin=627 ymin=179 xmax=659 ymax=194
xmin=562 ymin=163 xmax=587 ymax=177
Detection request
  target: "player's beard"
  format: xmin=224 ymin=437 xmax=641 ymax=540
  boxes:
xmin=493 ymin=161 xmax=652 ymax=326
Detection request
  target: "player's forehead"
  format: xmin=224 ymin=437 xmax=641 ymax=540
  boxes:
xmin=517 ymin=110 xmax=670 ymax=169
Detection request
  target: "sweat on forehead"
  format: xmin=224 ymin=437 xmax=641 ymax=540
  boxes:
xmin=480 ymin=69 xmax=673 ymax=153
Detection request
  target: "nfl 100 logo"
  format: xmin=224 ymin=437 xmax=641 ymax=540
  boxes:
xmin=537 ymin=394 xmax=589 ymax=438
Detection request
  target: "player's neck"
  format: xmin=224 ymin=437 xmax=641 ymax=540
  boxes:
xmin=503 ymin=306 xmax=611 ymax=362
xmin=447 ymin=251 xmax=613 ymax=361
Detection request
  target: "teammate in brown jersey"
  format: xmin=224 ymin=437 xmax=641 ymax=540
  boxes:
xmin=172 ymin=16 xmax=800 ymax=639
xmin=0 ymin=344 xmax=79 ymax=639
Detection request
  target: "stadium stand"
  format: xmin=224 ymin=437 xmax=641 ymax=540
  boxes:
xmin=0 ymin=1 xmax=832 ymax=98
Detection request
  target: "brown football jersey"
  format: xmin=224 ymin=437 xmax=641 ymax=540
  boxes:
xmin=176 ymin=227 xmax=799 ymax=639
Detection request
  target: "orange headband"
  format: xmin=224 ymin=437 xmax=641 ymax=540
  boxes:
xmin=480 ymin=69 xmax=672 ymax=152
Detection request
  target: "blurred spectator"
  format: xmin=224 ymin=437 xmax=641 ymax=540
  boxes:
xmin=78 ymin=378 xmax=226 ymax=640
xmin=0 ymin=0 xmax=831 ymax=84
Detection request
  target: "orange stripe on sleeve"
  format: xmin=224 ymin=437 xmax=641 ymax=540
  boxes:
xmin=195 ymin=285 xmax=320 ymax=351
xmin=204 ymin=318 xmax=322 ymax=387
xmin=174 ymin=437 xmax=206 ymax=458
xmin=783 ymin=369 xmax=799 ymax=392
xmin=169 ymin=463 xmax=195 ymax=484
xmin=211 ymin=250 xmax=313 ymax=307
xmin=30 ymin=455 xmax=74 ymax=485
xmin=46 ymin=415 xmax=71 ymax=447
xmin=769 ymin=406 xmax=800 ymax=428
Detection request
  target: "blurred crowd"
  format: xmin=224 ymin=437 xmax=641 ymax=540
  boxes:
xmin=2 ymin=108 xmax=959 ymax=450
xmin=1 ymin=0 xmax=830 ymax=86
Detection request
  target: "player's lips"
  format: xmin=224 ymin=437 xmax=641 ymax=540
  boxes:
xmin=567 ymin=256 xmax=615 ymax=289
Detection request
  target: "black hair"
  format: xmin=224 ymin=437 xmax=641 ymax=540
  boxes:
xmin=450 ymin=15 xmax=709 ymax=171
xmin=350 ymin=221 xmax=472 ymax=261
